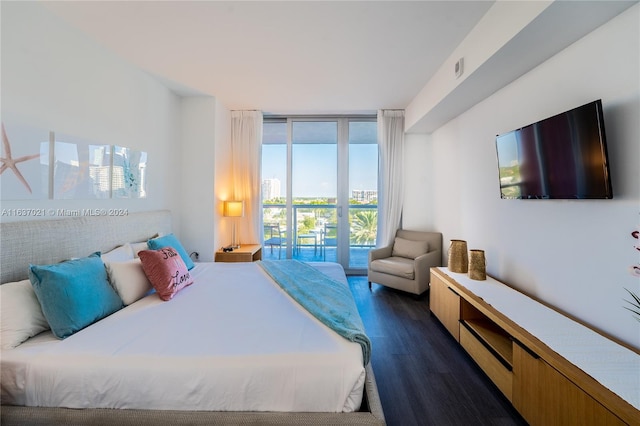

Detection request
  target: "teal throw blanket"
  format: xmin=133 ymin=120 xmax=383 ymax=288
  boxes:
xmin=258 ymin=260 xmax=371 ymax=366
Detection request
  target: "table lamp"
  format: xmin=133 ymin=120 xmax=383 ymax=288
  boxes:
xmin=224 ymin=200 xmax=244 ymax=248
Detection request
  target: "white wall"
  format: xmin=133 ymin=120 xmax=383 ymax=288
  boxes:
xmin=1 ymin=2 xmax=234 ymax=262
xmin=213 ymin=107 xmax=233 ymax=252
xmin=403 ymin=133 xmax=434 ymax=228
xmin=1 ymin=1 xmax=232 ymax=264
xmin=1 ymin=2 xmax=181 ymax=226
xmin=178 ymin=97 xmax=221 ymax=261
xmin=405 ymin=5 xmax=640 ymax=349
xmin=177 ymin=96 xmax=232 ymax=260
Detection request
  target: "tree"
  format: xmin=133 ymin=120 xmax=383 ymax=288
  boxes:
xmin=350 ymin=210 xmax=377 ymax=245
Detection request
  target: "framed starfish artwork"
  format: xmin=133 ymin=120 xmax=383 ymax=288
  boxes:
xmin=112 ymin=145 xmax=147 ymax=199
xmin=0 ymin=121 xmax=49 ymax=200
xmin=53 ymin=134 xmax=111 ymax=199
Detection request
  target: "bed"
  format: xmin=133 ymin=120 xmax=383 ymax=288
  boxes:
xmin=0 ymin=210 xmax=385 ymax=425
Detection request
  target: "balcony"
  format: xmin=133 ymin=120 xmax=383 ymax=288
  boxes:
xmin=262 ymin=203 xmax=376 ymax=269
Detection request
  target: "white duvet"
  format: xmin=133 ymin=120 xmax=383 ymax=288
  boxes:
xmin=1 ymin=262 xmax=365 ymax=412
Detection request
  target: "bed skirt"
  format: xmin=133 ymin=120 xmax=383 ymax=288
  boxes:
xmin=1 ymin=363 xmax=385 ymax=426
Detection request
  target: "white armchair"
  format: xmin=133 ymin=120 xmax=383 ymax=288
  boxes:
xmin=368 ymin=229 xmax=442 ymax=295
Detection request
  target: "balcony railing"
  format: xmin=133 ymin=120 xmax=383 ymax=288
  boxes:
xmin=262 ymin=203 xmax=377 ymax=268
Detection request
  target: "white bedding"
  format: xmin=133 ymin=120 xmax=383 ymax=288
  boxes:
xmin=1 ymin=262 xmax=365 ymax=412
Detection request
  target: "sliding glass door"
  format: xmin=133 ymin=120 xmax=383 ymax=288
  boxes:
xmin=292 ymin=121 xmax=338 ymax=264
xmin=347 ymin=121 xmax=378 ymax=270
xmin=262 ymin=117 xmax=377 ymax=274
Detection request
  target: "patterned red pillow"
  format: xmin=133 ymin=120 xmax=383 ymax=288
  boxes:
xmin=138 ymin=247 xmax=194 ymax=301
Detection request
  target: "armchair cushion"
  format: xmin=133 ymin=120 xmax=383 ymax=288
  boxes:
xmin=392 ymin=237 xmax=429 ymax=260
xmin=370 ymin=257 xmax=415 ymax=280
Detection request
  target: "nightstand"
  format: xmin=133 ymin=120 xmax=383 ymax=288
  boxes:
xmin=214 ymin=244 xmax=262 ymax=262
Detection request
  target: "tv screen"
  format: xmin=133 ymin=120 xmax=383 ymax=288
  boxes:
xmin=496 ymin=100 xmax=612 ymax=199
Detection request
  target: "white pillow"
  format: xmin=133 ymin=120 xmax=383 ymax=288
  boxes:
xmin=130 ymin=241 xmax=149 ymax=258
xmin=104 ymin=258 xmax=152 ymax=305
xmin=102 ymin=244 xmax=135 ymax=263
xmin=392 ymin=237 xmax=429 ymax=260
xmin=1 ymin=280 xmax=50 ymax=349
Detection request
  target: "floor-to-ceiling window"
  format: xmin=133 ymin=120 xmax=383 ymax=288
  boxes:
xmin=347 ymin=121 xmax=378 ymax=270
xmin=261 ymin=116 xmax=377 ymax=274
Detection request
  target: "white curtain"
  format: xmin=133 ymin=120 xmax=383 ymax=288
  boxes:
xmin=231 ymin=110 xmax=263 ymax=245
xmin=376 ymin=110 xmax=405 ymax=247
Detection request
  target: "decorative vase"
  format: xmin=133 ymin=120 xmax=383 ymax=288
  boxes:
xmin=468 ymin=249 xmax=486 ymax=280
xmin=448 ymin=240 xmax=468 ymax=273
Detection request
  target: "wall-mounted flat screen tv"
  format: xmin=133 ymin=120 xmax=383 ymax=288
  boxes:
xmin=495 ymin=99 xmax=612 ymax=199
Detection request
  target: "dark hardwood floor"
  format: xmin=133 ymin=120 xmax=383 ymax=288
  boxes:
xmin=348 ymin=276 xmax=527 ymax=426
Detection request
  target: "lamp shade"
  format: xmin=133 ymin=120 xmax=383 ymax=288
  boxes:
xmin=224 ymin=200 xmax=244 ymax=217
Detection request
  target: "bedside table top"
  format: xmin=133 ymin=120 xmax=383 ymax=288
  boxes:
xmin=215 ymin=244 xmax=262 ymax=262
xmin=218 ymin=244 xmax=261 ymax=254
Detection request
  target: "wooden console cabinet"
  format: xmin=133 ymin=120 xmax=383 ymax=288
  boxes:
xmin=430 ymin=267 xmax=639 ymax=426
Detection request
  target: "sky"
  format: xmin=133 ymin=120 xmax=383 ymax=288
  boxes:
xmin=262 ymin=121 xmax=378 ymax=198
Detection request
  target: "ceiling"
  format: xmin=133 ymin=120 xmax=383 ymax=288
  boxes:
xmin=41 ymin=1 xmax=636 ymax=120
xmin=42 ymin=1 xmax=495 ymax=115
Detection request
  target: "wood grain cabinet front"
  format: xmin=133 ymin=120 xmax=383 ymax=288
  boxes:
xmin=430 ymin=273 xmax=461 ymax=341
xmin=512 ymin=342 xmax=626 ymax=426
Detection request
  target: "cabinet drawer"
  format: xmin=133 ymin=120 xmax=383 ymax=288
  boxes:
xmin=460 ymin=323 xmax=513 ymax=401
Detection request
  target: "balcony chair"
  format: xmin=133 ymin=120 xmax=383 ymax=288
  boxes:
xmin=295 ymin=227 xmax=320 ymax=255
xmin=264 ymin=223 xmax=284 ymax=259
xmin=368 ymin=229 xmax=442 ymax=296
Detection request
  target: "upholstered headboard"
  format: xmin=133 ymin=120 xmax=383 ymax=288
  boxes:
xmin=0 ymin=210 xmax=172 ymax=284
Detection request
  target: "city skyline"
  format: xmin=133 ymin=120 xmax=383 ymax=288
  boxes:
xmin=262 ymin=176 xmax=378 ymax=203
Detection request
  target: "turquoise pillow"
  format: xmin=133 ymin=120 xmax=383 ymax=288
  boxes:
xmin=29 ymin=252 xmax=123 ymax=339
xmin=147 ymin=233 xmax=195 ymax=270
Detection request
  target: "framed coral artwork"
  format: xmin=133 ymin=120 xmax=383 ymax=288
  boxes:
xmin=1 ymin=118 xmax=147 ymax=201
xmin=53 ymin=134 xmax=111 ymax=199
xmin=0 ymin=121 xmax=50 ymax=200
xmin=112 ymin=145 xmax=147 ymax=199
